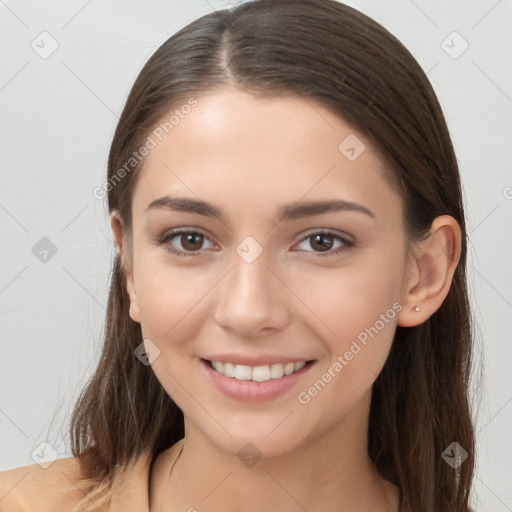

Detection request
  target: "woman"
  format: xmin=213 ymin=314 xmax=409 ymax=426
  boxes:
xmin=0 ymin=0 xmax=475 ymax=510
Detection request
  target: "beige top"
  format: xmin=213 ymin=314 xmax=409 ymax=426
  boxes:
xmin=0 ymin=439 xmax=184 ymax=511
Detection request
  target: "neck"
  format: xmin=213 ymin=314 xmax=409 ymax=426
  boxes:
xmin=157 ymin=392 xmax=399 ymax=512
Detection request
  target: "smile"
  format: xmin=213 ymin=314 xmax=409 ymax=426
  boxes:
xmin=200 ymin=357 xmax=317 ymax=402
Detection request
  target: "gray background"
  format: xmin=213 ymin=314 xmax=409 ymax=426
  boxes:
xmin=1 ymin=1 xmax=511 ymax=510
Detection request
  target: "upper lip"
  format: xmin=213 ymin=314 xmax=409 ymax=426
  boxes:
xmin=202 ymin=354 xmax=315 ymax=366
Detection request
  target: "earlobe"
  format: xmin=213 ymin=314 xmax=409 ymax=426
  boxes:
xmin=110 ymin=211 xmax=141 ymax=323
xmin=397 ymin=215 xmax=461 ymax=327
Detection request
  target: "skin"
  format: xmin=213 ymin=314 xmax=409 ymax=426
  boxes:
xmin=111 ymin=86 xmax=461 ymax=512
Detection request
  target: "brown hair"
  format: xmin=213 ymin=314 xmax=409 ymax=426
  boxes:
xmin=70 ymin=1 xmax=476 ymax=510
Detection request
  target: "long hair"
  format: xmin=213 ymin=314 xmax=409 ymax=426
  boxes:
xmin=70 ymin=1 xmax=476 ymax=510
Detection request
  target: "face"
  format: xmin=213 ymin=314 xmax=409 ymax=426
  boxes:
xmin=118 ymin=87 xmax=413 ymax=458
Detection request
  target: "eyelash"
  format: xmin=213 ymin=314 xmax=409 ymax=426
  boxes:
xmin=157 ymin=228 xmax=354 ymax=258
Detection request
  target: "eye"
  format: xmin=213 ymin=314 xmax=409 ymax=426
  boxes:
xmin=158 ymin=229 xmax=216 ymax=256
xmin=157 ymin=229 xmax=353 ymax=257
xmin=293 ymin=231 xmax=354 ymax=256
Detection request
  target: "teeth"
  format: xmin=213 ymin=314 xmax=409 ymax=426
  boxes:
xmin=252 ymin=365 xmax=270 ymax=382
xmin=284 ymin=362 xmax=295 ymax=375
xmin=212 ymin=361 xmax=224 ymax=373
xmin=234 ymin=364 xmax=252 ymax=380
xmin=270 ymin=363 xmax=284 ymax=379
xmin=209 ymin=360 xmax=309 ymax=382
xmin=294 ymin=361 xmax=306 ymax=371
xmin=223 ymin=362 xmax=235 ymax=378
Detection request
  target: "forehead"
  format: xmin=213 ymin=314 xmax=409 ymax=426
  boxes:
xmin=132 ymin=87 xmax=401 ymax=222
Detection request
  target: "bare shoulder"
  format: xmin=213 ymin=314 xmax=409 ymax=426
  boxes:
xmin=0 ymin=457 xmax=86 ymax=511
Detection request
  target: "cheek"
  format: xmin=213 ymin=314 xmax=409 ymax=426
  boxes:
xmin=286 ymin=252 xmax=405 ymax=408
xmin=133 ymin=264 xmax=213 ymax=405
xmin=135 ymin=261 xmax=214 ymax=341
xmin=290 ymin=258 xmax=403 ymax=345
xmin=293 ymin=266 xmax=402 ymax=416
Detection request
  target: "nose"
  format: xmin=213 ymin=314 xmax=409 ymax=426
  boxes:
xmin=213 ymin=251 xmax=291 ymax=338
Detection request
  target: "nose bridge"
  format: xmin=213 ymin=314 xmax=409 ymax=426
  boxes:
xmin=213 ymin=247 xmax=289 ymax=335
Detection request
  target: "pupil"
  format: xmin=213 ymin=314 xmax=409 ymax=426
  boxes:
xmin=312 ymin=234 xmax=333 ymax=251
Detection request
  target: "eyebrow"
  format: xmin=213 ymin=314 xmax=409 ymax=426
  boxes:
xmin=145 ymin=196 xmax=375 ymax=222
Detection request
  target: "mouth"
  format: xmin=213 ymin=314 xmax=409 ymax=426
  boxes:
xmin=199 ymin=358 xmax=317 ymax=402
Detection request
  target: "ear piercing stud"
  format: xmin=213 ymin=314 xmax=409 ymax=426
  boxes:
xmin=413 ymin=305 xmax=421 ymax=312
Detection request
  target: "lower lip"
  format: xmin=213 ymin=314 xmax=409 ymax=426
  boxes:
xmin=200 ymin=359 xmax=316 ymax=402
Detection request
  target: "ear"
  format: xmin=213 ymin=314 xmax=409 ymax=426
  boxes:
xmin=397 ymin=215 xmax=462 ymax=327
xmin=110 ymin=211 xmax=140 ymax=323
